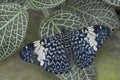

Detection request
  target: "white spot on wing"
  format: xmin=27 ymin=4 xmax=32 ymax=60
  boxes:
xmin=87 ymin=26 xmax=98 ymax=51
xmin=93 ymin=46 xmax=97 ymax=51
xmin=25 ymin=46 xmax=28 ymax=49
xmin=33 ymin=40 xmax=47 ymax=66
xmin=87 ymin=26 xmax=94 ymax=31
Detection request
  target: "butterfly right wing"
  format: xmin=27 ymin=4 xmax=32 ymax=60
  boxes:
xmin=19 ymin=35 xmax=71 ymax=74
xmin=71 ymin=25 xmax=110 ymax=68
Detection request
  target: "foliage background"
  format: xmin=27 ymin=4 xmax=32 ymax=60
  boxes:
xmin=0 ymin=0 xmax=120 ymax=80
xmin=0 ymin=10 xmax=120 ymax=80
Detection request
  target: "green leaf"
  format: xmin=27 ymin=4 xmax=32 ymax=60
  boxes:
xmin=39 ymin=0 xmax=120 ymax=80
xmin=56 ymin=63 xmax=96 ymax=80
xmin=39 ymin=10 xmax=96 ymax=80
xmin=27 ymin=0 xmax=65 ymax=10
xmin=103 ymin=0 xmax=120 ymax=7
xmin=39 ymin=10 xmax=83 ymax=38
xmin=0 ymin=0 xmax=27 ymax=6
xmin=0 ymin=4 xmax=28 ymax=60
xmin=0 ymin=0 xmax=7 ymax=3
xmin=67 ymin=0 xmax=120 ymax=30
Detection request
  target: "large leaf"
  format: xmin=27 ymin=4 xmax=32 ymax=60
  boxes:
xmin=0 ymin=0 xmax=28 ymax=9
xmin=0 ymin=0 xmax=27 ymax=6
xmin=40 ymin=10 xmax=83 ymax=38
xmin=0 ymin=0 xmax=4 ymax=3
xmin=66 ymin=0 xmax=120 ymax=30
xmin=103 ymin=0 xmax=120 ymax=7
xmin=39 ymin=10 xmax=96 ymax=80
xmin=27 ymin=0 xmax=65 ymax=10
xmin=0 ymin=4 xmax=28 ymax=60
xmin=56 ymin=63 xmax=96 ymax=80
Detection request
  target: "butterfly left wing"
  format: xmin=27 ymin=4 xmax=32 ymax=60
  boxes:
xmin=19 ymin=35 xmax=71 ymax=74
xmin=71 ymin=25 xmax=110 ymax=68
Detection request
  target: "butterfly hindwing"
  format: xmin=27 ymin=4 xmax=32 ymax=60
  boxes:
xmin=71 ymin=25 xmax=110 ymax=68
xmin=19 ymin=35 xmax=71 ymax=74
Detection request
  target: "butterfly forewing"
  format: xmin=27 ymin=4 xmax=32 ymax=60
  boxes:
xmin=19 ymin=41 xmax=41 ymax=65
xmin=94 ymin=25 xmax=110 ymax=48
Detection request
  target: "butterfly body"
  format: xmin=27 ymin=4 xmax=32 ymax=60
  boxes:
xmin=19 ymin=25 xmax=110 ymax=74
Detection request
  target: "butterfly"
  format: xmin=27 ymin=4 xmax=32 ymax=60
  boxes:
xmin=19 ymin=25 xmax=110 ymax=74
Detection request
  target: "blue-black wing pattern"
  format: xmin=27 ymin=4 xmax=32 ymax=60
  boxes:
xmin=41 ymin=36 xmax=71 ymax=74
xmin=19 ymin=35 xmax=71 ymax=74
xmin=71 ymin=25 xmax=110 ymax=68
xmin=19 ymin=25 xmax=110 ymax=74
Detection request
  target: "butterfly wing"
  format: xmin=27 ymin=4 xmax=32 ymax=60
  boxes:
xmin=19 ymin=35 xmax=71 ymax=74
xmin=71 ymin=25 xmax=110 ymax=68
